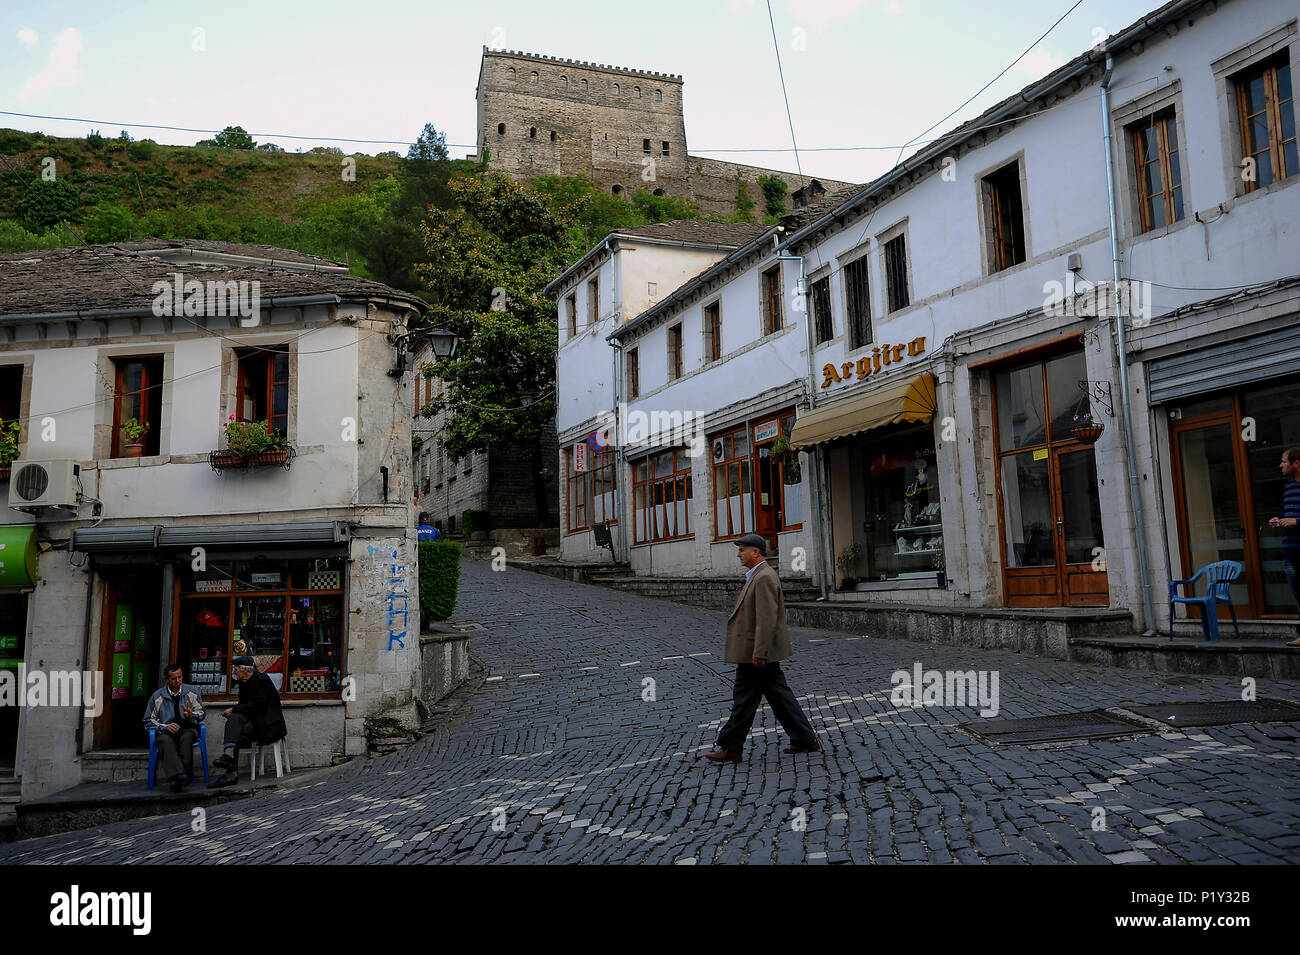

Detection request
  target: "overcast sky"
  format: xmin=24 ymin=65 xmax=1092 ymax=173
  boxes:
xmin=4 ymin=0 xmax=1159 ymax=185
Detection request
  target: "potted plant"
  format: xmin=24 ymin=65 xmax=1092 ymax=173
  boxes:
xmin=121 ymin=417 xmax=149 ymax=457
xmin=771 ymin=434 xmax=801 ymax=483
xmin=0 ymin=420 xmax=20 ymax=480
xmin=837 ymin=543 xmax=863 ymax=591
xmin=1072 ymin=410 xmax=1104 ymax=444
xmin=214 ymin=415 xmax=292 ymax=469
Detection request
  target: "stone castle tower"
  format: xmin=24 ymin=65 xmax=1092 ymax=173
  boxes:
xmin=471 ymin=48 xmax=855 ymax=217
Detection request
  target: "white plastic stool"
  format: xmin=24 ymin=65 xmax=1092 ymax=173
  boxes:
xmin=248 ymin=739 xmax=291 ymax=781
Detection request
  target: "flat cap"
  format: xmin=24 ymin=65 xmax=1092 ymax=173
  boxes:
xmin=232 ymin=655 xmax=255 ymax=668
xmin=735 ymin=533 xmax=767 ymax=554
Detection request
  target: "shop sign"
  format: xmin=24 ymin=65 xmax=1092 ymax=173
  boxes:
xmin=573 ymin=442 xmax=588 ymax=472
xmin=821 ymin=337 xmax=927 ymax=388
xmin=754 ymin=421 xmax=780 ymax=443
xmin=196 ymin=579 xmax=232 ymax=593
xmin=250 ymin=573 xmax=282 ymax=585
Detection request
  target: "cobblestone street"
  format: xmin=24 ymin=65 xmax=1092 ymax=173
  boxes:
xmin=6 ymin=558 xmax=1300 ymax=865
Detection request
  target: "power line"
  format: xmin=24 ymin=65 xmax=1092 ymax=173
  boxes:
xmin=765 ymin=0 xmax=806 ymax=190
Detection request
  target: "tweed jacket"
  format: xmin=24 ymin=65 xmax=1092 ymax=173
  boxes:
xmin=725 ymin=560 xmax=792 ymax=664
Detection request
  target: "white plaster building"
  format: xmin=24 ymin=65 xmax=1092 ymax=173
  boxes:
xmin=551 ymin=0 xmax=1300 ymax=638
xmin=0 ymin=239 xmax=427 ymax=806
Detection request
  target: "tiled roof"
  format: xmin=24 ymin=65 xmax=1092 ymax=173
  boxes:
xmin=777 ymin=185 xmax=863 ymax=232
xmin=0 ymin=243 xmax=427 ymax=317
xmin=613 ymin=220 xmax=768 ymax=246
xmin=110 ymin=237 xmax=345 ymax=268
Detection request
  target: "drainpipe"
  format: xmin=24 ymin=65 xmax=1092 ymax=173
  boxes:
xmin=1101 ymin=53 xmax=1157 ymax=636
xmin=774 ymin=241 xmax=828 ymax=599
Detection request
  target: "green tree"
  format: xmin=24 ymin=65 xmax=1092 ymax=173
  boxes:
xmin=631 ymin=188 xmax=701 ymax=223
xmin=733 ymin=172 xmax=755 ymax=222
xmin=415 ymin=171 xmax=584 ymax=525
xmin=212 ymin=125 xmax=256 ymax=149
xmin=18 ymin=178 xmax=79 ymax=229
xmin=756 ymin=174 xmax=788 ymax=221
xmin=85 ymin=201 xmax=135 ymax=243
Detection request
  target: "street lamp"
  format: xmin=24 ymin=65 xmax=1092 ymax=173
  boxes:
xmin=428 ymin=328 xmax=458 ymax=360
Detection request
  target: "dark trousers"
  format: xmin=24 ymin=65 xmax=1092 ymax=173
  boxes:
xmin=716 ymin=661 xmax=817 ymax=753
xmin=156 ymin=727 xmax=197 ymax=779
xmin=222 ymin=713 xmax=257 ymax=751
xmin=1284 ymin=550 xmax=1300 ymax=632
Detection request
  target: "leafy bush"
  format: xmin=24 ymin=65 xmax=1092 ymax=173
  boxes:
xmin=17 ymin=178 xmax=79 ymax=228
xmin=222 ymin=416 xmax=288 ymax=455
xmin=419 ymin=540 xmax=462 ymax=622
xmin=0 ymin=421 xmax=21 ymax=464
xmin=86 ymin=201 xmax=135 ymax=243
xmin=462 ymin=509 xmax=491 ymax=536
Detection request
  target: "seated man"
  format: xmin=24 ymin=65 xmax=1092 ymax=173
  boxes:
xmin=209 ymin=655 xmax=287 ymax=788
xmin=142 ymin=664 xmax=205 ymax=792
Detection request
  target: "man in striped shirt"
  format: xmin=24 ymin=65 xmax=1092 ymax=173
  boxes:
xmin=1268 ymin=447 xmax=1300 ymax=647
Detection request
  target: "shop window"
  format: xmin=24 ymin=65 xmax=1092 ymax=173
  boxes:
xmin=566 ymin=446 xmax=589 ymax=533
xmin=591 ymin=451 xmax=617 ymax=526
xmin=843 ymin=424 xmax=940 ymax=582
xmin=668 ymin=324 xmax=683 ymax=380
xmin=982 ymin=161 xmax=1026 ymax=272
xmin=565 ymin=293 xmax=578 ymax=338
xmin=627 ymin=348 xmax=640 ymax=399
xmin=1234 ymin=54 xmax=1296 ymax=192
xmin=632 ymin=448 xmax=693 ymax=544
xmin=778 ymin=412 xmax=803 ymax=529
xmin=843 ymin=255 xmax=871 ymax=349
xmin=712 ymin=426 xmax=753 ymax=539
xmin=587 ymin=276 xmax=599 ymax=325
xmin=111 ymin=354 xmax=163 ymax=457
xmin=811 ymin=275 xmax=833 ymax=345
xmin=704 ymin=301 xmax=722 ymax=362
xmin=882 ymin=233 xmax=910 ymax=312
xmin=1130 ymin=110 xmax=1185 ymax=231
xmin=761 ymin=266 xmax=783 ymax=335
xmin=236 ymin=346 xmax=289 ymax=437
xmin=176 ymin=558 xmax=345 ymax=698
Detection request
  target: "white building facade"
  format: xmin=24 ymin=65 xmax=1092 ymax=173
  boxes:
xmin=0 ymin=240 xmax=427 ymax=803
xmin=552 ymin=0 xmax=1300 ymax=636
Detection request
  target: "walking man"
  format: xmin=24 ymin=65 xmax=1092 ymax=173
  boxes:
xmin=704 ymin=534 xmax=820 ymax=761
xmin=1268 ymin=447 xmax=1300 ymax=647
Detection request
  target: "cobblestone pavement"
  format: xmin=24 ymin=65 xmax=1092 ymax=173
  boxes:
xmin=6 ymin=559 xmax=1300 ymax=864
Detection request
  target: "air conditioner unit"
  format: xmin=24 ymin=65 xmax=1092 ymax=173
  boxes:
xmin=8 ymin=460 xmax=81 ymax=511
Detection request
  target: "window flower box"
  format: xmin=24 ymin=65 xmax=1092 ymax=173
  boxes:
xmin=211 ymin=416 xmax=294 ymax=471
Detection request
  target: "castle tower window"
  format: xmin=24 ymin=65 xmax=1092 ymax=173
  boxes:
xmin=635 ymin=86 xmax=641 ymax=98
xmin=508 ymin=67 xmax=516 ymax=81
xmin=642 ymin=138 xmax=651 ymax=154
xmin=560 ymin=75 xmax=568 ymax=89
xmin=662 ymin=141 xmax=670 ymax=156
xmin=581 ymin=78 xmax=588 ymax=91
xmin=497 ymin=123 xmax=505 ymax=135
xmin=653 ymin=188 xmax=665 ymax=196
xmin=655 ymin=89 xmax=662 ymax=102
xmin=612 ymin=83 xmax=620 ymax=95
xmin=550 ymin=130 xmax=557 ymax=142
xmin=530 ymin=71 xmax=538 ymax=84
xmin=612 ymin=184 xmax=623 ymax=195
xmin=530 ymin=126 xmax=537 ymax=138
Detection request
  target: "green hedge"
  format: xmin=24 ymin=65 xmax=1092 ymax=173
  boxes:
xmin=462 ymin=509 xmax=491 ymax=535
xmin=419 ymin=540 xmax=463 ymax=622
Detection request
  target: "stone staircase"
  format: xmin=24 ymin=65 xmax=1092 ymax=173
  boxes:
xmin=0 ymin=776 xmax=20 ymax=831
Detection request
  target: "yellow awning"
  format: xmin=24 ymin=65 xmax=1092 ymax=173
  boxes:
xmin=789 ymin=373 xmax=936 ymax=450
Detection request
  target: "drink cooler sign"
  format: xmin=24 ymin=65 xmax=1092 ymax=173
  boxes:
xmin=132 ymin=619 xmax=149 ymax=697
xmin=112 ymin=604 xmax=132 ymax=700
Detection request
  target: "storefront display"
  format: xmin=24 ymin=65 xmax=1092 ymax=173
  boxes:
xmin=176 ymin=557 xmax=345 ymax=698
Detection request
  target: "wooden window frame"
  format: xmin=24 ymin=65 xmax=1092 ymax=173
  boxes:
xmin=587 ymin=277 xmax=599 ymax=326
xmin=761 ymin=266 xmax=783 ymax=335
xmin=704 ymin=301 xmax=722 ymax=363
xmin=1235 ymin=54 xmax=1296 ymax=192
xmin=565 ymin=294 xmax=577 ymax=338
xmin=632 ymin=448 xmax=693 ymax=545
xmin=566 ymin=447 xmax=590 ymax=533
xmin=712 ymin=425 xmax=753 ymax=540
xmin=811 ymin=274 xmax=833 ymax=345
xmin=235 ymin=346 xmax=289 ymax=437
xmin=111 ymin=354 xmax=163 ymax=457
xmin=668 ymin=324 xmax=683 ymax=380
xmin=777 ymin=412 xmax=804 ymax=532
xmin=590 ymin=451 xmax=618 ymax=526
xmin=627 ymin=347 xmax=640 ymax=399
xmin=1131 ymin=110 xmax=1185 ymax=231
xmin=983 ymin=162 xmax=1026 ymax=273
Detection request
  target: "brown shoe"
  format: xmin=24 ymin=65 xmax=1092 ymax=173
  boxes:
xmin=783 ymin=739 xmax=821 ymax=754
xmin=703 ymin=747 xmax=742 ymax=762
xmin=1287 ymin=637 xmax=1300 ymax=647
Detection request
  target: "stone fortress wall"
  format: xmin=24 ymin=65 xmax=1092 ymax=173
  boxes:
xmin=471 ymin=48 xmax=856 ymax=217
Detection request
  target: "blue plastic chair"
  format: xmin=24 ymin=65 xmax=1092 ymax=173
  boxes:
xmin=147 ymin=723 xmax=210 ymax=789
xmin=1168 ymin=560 xmax=1243 ymax=642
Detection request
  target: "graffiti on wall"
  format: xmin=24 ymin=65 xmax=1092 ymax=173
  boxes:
xmin=368 ymin=545 xmax=409 ymax=652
